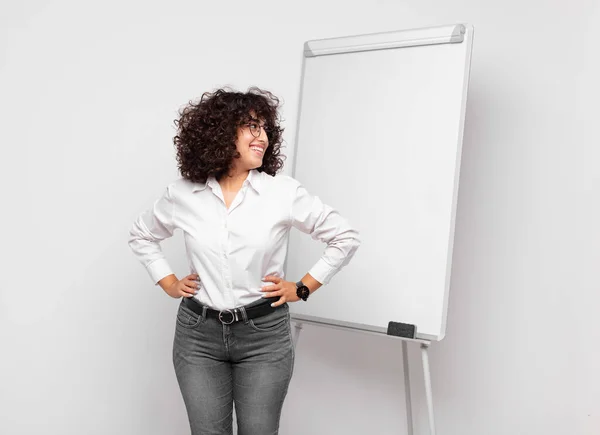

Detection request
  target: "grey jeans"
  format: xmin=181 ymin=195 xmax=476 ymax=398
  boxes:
xmin=172 ymin=296 xmax=295 ymax=435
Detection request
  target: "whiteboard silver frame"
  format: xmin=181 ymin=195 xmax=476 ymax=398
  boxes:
xmin=304 ymin=24 xmax=466 ymax=57
xmin=288 ymin=24 xmax=474 ymax=341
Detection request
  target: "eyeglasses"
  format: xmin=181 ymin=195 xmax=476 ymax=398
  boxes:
xmin=243 ymin=121 xmax=272 ymax=138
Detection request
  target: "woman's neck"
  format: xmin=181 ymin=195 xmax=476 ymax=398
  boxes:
xmin=219 ymin=169 xmax=250 ymax=192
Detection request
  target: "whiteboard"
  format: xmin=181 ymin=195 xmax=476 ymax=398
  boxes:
xmin=285 ymin=24 xmax=474 ymax=341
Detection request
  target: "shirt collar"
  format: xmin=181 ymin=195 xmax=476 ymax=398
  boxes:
xmin=191 ymin=169 xmax=263 ymax=194
xmin=244 ymin=169 xmax=263 ymax=194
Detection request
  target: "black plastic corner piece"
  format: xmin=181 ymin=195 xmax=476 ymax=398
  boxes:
xmin=387 ymin=321 xmax=416 ymax=339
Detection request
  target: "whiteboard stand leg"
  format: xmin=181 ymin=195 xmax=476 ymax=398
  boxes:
xmin=292 ymin=321 xmax=303 ymax=349
xmin=402 ymin=340 xmax=414 ymax=435
xmin=421 ymin=343 xmax=436 ymax=435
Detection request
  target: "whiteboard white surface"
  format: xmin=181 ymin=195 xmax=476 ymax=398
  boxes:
xmin=285 ymin=24 xmax=473 ymax=340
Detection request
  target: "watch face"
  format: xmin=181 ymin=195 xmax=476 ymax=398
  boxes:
xmin=298 ymin=286 xmax=309 ymax=299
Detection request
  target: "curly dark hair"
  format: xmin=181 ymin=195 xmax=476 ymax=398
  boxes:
xmin=173 ymin=86 xmax=286 ymax=183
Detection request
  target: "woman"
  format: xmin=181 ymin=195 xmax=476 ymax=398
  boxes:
xmin=128 ymin=86 xmax=360 ymax=435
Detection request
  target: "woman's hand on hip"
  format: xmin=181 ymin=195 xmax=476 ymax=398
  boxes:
xmin=260 ymin=276 xmax=300 ymax=307
xmin=165 ymin=273 xmax=200 ymax=299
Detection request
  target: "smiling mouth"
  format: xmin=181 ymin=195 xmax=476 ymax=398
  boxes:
xmin=250 ymin=145 xmax=264 ymax=155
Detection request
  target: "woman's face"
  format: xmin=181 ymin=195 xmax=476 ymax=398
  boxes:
xmin=234 ymin=114 xmax=269 ymax=171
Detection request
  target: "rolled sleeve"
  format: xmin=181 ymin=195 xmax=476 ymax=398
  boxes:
xmin=128 ymin=184 xmax=177 ymax=285
xmin=290 ymin=181 xmax=361 ymax=285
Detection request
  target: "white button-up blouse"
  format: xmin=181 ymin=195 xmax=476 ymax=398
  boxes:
xmin=128 ymin=169 xmax=361 ymax=310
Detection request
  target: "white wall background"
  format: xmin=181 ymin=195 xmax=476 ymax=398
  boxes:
xmin=1 ymin=1 xmax=598 ymax=434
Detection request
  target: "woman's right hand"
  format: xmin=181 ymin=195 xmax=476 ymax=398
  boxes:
xmin=165 ymin=273 xmax=200 ymax=299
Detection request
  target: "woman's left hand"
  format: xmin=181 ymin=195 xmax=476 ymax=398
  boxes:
xmin=261 ymin=276 xmax=300 ymax=307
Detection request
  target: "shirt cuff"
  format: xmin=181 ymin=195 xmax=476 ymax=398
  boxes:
xmin=147 ymin=258 xmax=175 ymax=285
xmin=308 ymin=258 xmax=336 ymax=286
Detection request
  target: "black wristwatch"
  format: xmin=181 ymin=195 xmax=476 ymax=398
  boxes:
xmin=296 ymin=280 xmax=310 ymax=301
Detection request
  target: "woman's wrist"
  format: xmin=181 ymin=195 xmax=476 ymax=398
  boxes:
xmin=158 ymin=274 xmax=178 ymax=292
xmin=300 ymin=273 xmax=322 ymax=294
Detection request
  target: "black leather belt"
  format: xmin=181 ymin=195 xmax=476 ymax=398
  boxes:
xmin=183 ymin=296 xmax=281 ymax=325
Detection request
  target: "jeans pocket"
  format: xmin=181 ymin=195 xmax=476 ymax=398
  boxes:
xmin=248 ymin=305 xmax=289 ymax=332
xmin=176 ymin=301 xmax=204 ymax=329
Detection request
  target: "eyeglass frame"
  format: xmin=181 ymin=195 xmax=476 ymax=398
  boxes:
xmin=241 ymin=119 xmax=273 ymax=138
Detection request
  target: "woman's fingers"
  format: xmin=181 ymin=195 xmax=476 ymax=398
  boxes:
xmin=262 ymin=290 xmax=283 ymax=298
xmin=271 ymin=297 xmax=286 ymax=307
xmin=181 ymin=275 xmax=200 ymax=296
xmin=260 ymin=279 xmax=283 ymax=299
xmin=187 ymin=278 xmax=199 ymax=287
xmin=185 ymin=273 xmax=200 ymax=282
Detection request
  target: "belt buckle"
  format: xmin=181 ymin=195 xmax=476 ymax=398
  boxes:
xmin=218 ymin=309 xmax=235 ymax=325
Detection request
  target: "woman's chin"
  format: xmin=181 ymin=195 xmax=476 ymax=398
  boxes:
xmin=250 ymin=158 xmax=263 ymax=167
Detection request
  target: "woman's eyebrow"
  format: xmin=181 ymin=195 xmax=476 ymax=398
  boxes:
xmin=250 ymin=118 xmax=267 ymax=126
